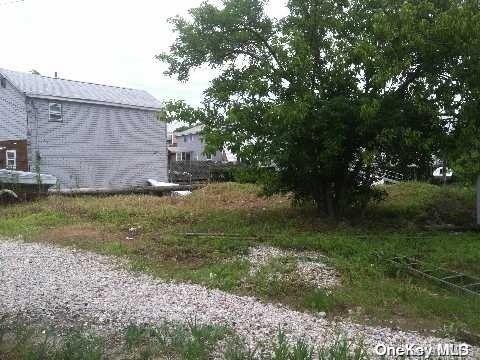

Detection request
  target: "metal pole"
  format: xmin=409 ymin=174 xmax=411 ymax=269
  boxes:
xmin=477 ymin=175 xmax=480 ymax=226
xmin=442 ymin=160 xmax=447 ymax=185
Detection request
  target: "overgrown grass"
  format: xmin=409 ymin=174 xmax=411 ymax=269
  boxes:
xmin=0 ymin=182 xmax=479 ymax=339
xmin=0 ymin=317 xmax=369 ymax=360
xmin=124 ymin=321 xmax=229 ymax=359
xmin=0 ymin=318 xmax=103 ymax=360
xmin=365 ymin=182 xmax=476 ymax=228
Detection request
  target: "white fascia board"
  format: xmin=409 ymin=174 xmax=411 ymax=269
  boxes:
xmin=26 ymin=94 xmax=161 ymax=112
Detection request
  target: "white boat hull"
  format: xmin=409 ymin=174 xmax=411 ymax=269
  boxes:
xmin=0 ymin=170 xmax=57 ymax=186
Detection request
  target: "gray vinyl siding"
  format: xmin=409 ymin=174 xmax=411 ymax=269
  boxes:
xmin=175 ymin=133 xmax=224 ymax=161
xmin=0 ymin=77 xmax=27 ymax=141
xmin=27 ymin=99 xmax=167 ymax=189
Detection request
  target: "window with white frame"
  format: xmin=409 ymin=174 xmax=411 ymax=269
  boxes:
xmin=175 ymin=152 xmax=192 ymax=161
xmin=6 ymin=150 xmax=16 ymax=169
xmin=49 ymin=102 xmax=63 ymax=122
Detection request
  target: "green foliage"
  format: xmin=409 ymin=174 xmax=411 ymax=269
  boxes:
xmin=233 ymin=166 xmax=276 ymax=184
xmin=270 ymin=332 xmax=368 ymax=360
xmin=123 ymin=323 xmax=371 ymax=360
xmin=450 ymin=123 xmax=480 ymax=183
xmin=303 ymin=289 xmax=340 ymax=314
xmin=0 ymin=211 xmax=68 ymax=237
xmin=186 ymin=260 xmax=250 ymax=291
xmin=58 ymin=331 xmax=104 ymax=360
xmin=317 ymin=337 xmax=368 ymax=360
xmin=159 ymin=0 xmax=480 ymax=217
xmin=367 ymin=182 xmax=475 ymax=227
xmin=273 ymin=331 xmax=315 ymax=360
xmin=0 ymin=321 xmax=103 ymax=360
xmin=0 ymin=316 xmax=372 ymax=360
xmin=124 ymin=321 xmax=229 ymax=360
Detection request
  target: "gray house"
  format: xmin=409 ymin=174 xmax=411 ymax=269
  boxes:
xmin=0 ymin=68 xmax=167 ymax=188
xmin=168 ymin=124 xmax=231 ymax=164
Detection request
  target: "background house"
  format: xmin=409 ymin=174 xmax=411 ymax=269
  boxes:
xmin=169 ymin=124 xmax=225 ymax=163
xmin=168 ymin=124 xmax=235 ymax=164
xmin=0 ymin=68 xmax=167 ymax=189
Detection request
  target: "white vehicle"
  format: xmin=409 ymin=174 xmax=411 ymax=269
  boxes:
xmin=433 ymin=167 xmax=453 ymax=179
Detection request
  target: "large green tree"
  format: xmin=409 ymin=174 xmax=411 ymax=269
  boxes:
xmin=158 ymin=0 xmax=480 ymax=216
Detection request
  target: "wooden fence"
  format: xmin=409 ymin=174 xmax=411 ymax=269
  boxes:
xmin=168 ymin=161 xmax=237 ymax=184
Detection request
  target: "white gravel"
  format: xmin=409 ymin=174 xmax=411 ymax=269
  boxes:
xmin=0 ymin=239 xmax=477 ymax=358
xmin=246 ymin=245 xmax=341 ymax=289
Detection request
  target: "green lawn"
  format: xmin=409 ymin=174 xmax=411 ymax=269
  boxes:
xmin=0 ymin=182 xmax=479 ymax=341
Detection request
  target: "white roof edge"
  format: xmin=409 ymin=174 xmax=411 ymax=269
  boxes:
xmin=174 ymin=124 xmax=205 ymax=136
xmin=27 ymin=94 xmax=162 ymax=111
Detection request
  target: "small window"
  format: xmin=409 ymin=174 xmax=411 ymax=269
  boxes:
xmin=190 ymin=134 xmax=194 ymax=142
xmin=0 ymin=77 xmax=6 ymax=88
xmin=176 ymin=152 xmax=192 ymax=161
xmin=183 ymin=135 xmax=188 ymax=143
xmin=6 ymin=150 xmax=16 ymax=169
xmin=49 ymin=102 xmax=63 ymax=122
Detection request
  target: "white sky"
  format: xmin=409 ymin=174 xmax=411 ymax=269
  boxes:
xmin=0 ymin=0 xmax=288 ymax=127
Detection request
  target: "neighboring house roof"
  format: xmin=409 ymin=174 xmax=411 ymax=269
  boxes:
xmin=224 ymin=149 xmax=237 ymax=162
xmin=174 ymin=124 xmax=204 ymax=136
xmin=0 ymin=68 xmax=162 ymax=111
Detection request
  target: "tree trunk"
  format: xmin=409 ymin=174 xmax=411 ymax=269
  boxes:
xmin=326 ymin=191 xmax=336 ymax=218
xmin=318 ymin=182 xmax=336 ymax=218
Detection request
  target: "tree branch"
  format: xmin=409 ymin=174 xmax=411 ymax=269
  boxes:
xmin=240 ymin=25 xmax=283 ymax=71
xmin=394 ymin=66 xmax=422 ymax=95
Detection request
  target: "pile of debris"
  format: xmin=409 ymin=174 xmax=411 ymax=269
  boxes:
xmin=246 ymin=245 xmax=341 ymax=290
xmin=0 ymin=169 xmax=57 ymax=202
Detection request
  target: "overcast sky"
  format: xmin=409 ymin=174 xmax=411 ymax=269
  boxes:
xmin=1 ymin=0 xmax=287 ymax=122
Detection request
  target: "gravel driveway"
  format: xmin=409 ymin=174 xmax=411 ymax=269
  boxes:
xmin=0 ymin=239 xmax=477 ymax=358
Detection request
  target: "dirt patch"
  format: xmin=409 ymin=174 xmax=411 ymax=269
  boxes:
xmin=38 ymin=225 xmax=124 ymax=246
